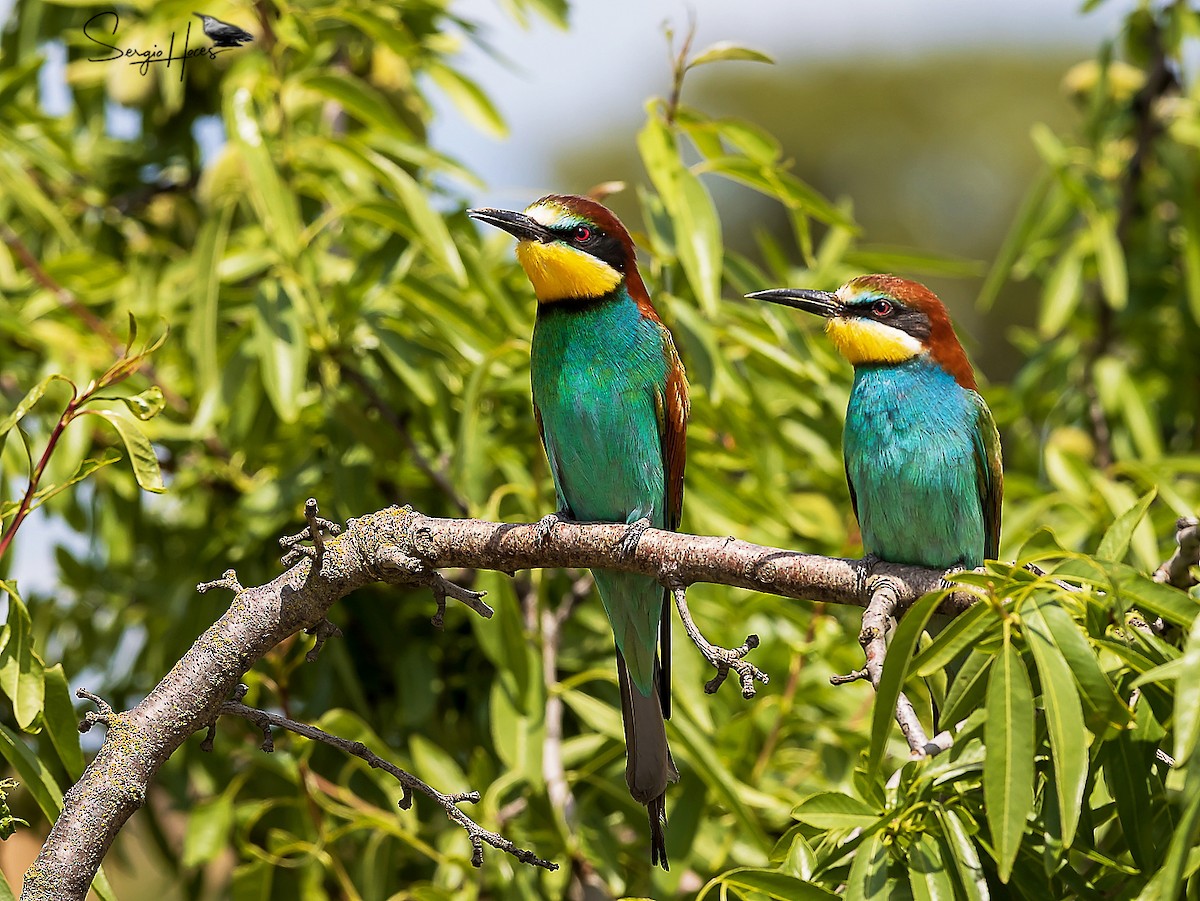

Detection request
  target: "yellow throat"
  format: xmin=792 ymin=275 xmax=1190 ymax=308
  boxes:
xmin=515 ymin=240 xmax=622 ymax=302
xmin=826 ymin=316 xmax=923 ymax=366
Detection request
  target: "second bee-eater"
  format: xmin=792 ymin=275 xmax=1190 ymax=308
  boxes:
xmin=468 ymin=194 xmax=688 ymax=869
xmin=748 ymin=275 xmax=1001 ymax=570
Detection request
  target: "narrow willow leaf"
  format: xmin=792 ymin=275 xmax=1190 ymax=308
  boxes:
xmin=182 ymin=793 xmax=236 ymax=867
xmin=672 ymin=164 xmax=723 ymax=317
xmin=80 ymin=409 xmax=165 ymax=493
xmin=427 ymin=63 xmax=507 ymax=139
xmin=912 ymin=602 xmax=996 ymax=677
xmin=229 ymin=87 xmax=302 ymax=260
xmin=1173 ymin=613 xmax=1200 ymax=766
xmin=984 ymin=638 xmax=1034 ymax=882
xmin=1032 ymin=596 xmax=1129 ymax=732
xmin=688 ymin=42 xmax=774 ymax=68
xmin=0 ymin=594 xmax=43 ymax=729
xmin=941 ymin=647 xmax=994 ymax=728
xmin=907 ymin=832 xmax=956 ymax=901
xmin=42 ymin=664 xmax=83 ymax=780
xmin=251 ymin=281 xmax=308 ymax=425
xmin=867 ymin=590 xmax=945 ymax=782
xmin=1102 ymin=733 xmax=1155 ymax=869
xmin=935 ymin=807 xmax=988 ymax=901
xmin=978 ymin=171 xmax=1052 ymax=311
xmin=717 ymin=868 xmax=837 ymax=900
xmin=1039 ymin=239 xmax=1085 ymax=337
xmin=295 ymin=71 xmax=410 ymax=139
xmin=1134 ymin=768 xmax=1200 ymax=901
xmin=1087 ymin=207 xmax=1128 ymax=309
xmin=846 ymin=831 xmax=891 ymax=901
xmin=1025 ymin=609 xmax=1088 ymax=846
xmin=0 ymin=375 xmax=73 ymax=442
xmin=791 ymin=792 xmax=878 ymax=830
xmin=1096 ymin=489 xmax=1156 ymax=562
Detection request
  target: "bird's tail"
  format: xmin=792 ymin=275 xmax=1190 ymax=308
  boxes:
xmin=616 ymin=649 xmax=679 ymax=870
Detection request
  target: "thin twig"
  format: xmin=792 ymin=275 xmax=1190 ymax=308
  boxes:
xmin=213 ymin=700 xmax=557 ymax=870
xmin=857 ymin=577 xmax=939 ymax=757
xmin=666 ymin=576 xmax=769 ymax=698
xmin=1153 ymin=516 xmax=1199 ymax=590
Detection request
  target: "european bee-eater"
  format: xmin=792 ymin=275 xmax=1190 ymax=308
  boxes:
xmin=748 ymin=275 xmax=1001 ymax=570
xmin=468 ymin=195 xmax=688 ymax=869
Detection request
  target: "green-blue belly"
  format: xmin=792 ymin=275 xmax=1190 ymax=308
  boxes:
xmin=845 ymin=359 xmax=985 ymax=569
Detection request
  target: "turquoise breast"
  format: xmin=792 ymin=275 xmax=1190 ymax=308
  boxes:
xmin=844 ymin=356 xmax=986 ymax=569
xmin=531 ymin=290 xmax=669 ymax=528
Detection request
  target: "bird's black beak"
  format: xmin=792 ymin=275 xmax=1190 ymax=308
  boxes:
xmin=746 ymin=288 xmax=843 ymax=318
xmin=467 ymin=208 xmax=556 ymax=243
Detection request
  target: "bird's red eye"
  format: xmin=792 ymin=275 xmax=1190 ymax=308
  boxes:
xmin=871 ymin=300 xmax=894 ymax=317
xmin=574 ymin=225 xmax=592 ymax=243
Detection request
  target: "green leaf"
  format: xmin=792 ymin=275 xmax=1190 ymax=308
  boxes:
xmin=907 ymin=832 xmax=956 ymax=901
xmin=294 ymin=71 xmax=410 ymax=139
xmin=1031 ymin=595 xmax=1130 ymax=733
xmin=716 ymin=868 xmax=837 ymax=900
xmin=427 ymin=63 xmax=507 ymax=139
xmin=80 ymin=409 xmax=165 ymax=493
xmin=1107 ymin=562 xmax=1197 ymax=627
xmin=1174 ymin=613 xmax=1200 ymax=766
xmin=978 ymin=170 xmax=1052 ymax=310
xmin=912 ymin=602 xmax=996 ymax=677
xmin=1097 ymin=489 xmax=1156 ymax=561
xmin=1135 ymin=768 xmax=1200 ymax=901
xmin=1087 ymin=207 xmax=1127 ymax=310
xmin=941 ymin=648 xmax=994 ymax=728
xmin=228 ymin=86 xmax=302 ymax=260
xmin=935 ymin=807 xmax=988 ymax=901
xmin=0 ymin=593 xmax=43 ymax=729
xmin=672 ymin=165 xmax=723 ymax=317
xmin=1039 ymin=238 xmax=1085 ymax=337
xmin=0 ymin=375 xmax=73 ymax=444
xmin=115 ymin=386 xmax=165 ymax=422
xmin=0 ymin=722 xmax=60 ymax=822
xmin=183 ymin=793 xmax=236 ymax=867
xmin=846 ymin=831 xmax=891 ymax=901
xmin=1024 ymin=608 xmax=1088 ymax=847
xmin=791 ymin=792 xmax=878 ymax=830
xmin=984 ymin=636 xmax=1034 ymax=882
xmin=42 ymin=664 xmax=83 ymax=780
xmin=637 ymin=114 xmax=723 ymax=315
xmin=364 ymin=154 xmax=467 ymax=286
xmin=251 ymin=281 xmax=309 ymax=425
xmin=867 ymin=590 xmax=945 ymax=782
xmin=1102 ymin=732 xmax=1155 ymax=869
xmin=688 ymin=42 xmax=774 ymax=68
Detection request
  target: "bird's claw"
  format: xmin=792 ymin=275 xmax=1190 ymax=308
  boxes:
xmin=534 ymin=510 xmax=568 ymax=546
xmin=620 ymin=516 xmax=652 ymax=559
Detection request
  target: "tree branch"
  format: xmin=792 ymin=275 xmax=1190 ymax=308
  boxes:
xmin=24 ymin=501 xmax=965 ymax=899
xmin=1153 ymin=516 xmax=1200 ymax=590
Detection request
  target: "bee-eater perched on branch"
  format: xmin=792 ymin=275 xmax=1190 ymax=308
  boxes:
xmin=748 ymin=275 xmax=1001 ymax=571
xmin=468 ymin=195 xmax=688 ymax=869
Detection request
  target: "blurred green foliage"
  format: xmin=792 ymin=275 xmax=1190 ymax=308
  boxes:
xmin=0 ymin=0 xmax=1198 ymax=898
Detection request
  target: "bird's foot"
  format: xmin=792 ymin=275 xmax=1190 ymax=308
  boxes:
xmin=666 ymin=581 xmax=769 ymax=699
xmin=533 ymin=509 xmax=570 ymax=546
xmin=619 ymin=517 xmax=652 ymax=559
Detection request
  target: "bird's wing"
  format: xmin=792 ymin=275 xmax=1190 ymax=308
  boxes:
xmin=969 ymin=390 xmax=1003 ymax=561
xmin=652 ymin=325 xmax=689 ymax=721
xmin=654 ymin=334 xmax=689 ymax=533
